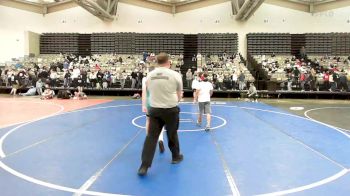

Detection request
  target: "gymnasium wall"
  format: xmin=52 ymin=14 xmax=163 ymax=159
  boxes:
xmin=0 ymin=1 xmax=350 ymax=62
xmin=25 ymin=31 xmax=41 ymax=57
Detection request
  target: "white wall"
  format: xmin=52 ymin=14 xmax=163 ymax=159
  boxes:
xmin=24 ymin=31 xmax=40 ymax=57
xmin=0 ymin=30 xmax=26 ymax=63
xmin=1 ymin=2 xmax=350 ymax=62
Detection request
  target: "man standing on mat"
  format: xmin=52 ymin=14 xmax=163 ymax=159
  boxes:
xmin=142 ymin=65 xmax=165 ymax=154
xmin=195 ymin=73 xmax=213 ymax=132
xmin=138 ymin=53 xmax=183 ymax=176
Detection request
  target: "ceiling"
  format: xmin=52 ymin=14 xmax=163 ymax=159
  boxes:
xmin=18 ymin=0 xmax=338 ymax=5
xmin=19 ymin=0 xmax=199 ymax=5
xmin=1 ymin=0 xmax=349 ymax=19
xmin=24 ymin=0 xmax=56 ymax=3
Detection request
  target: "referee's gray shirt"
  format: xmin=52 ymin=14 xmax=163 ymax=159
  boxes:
xmin=147 ymin=67 xmax=183 ymax=108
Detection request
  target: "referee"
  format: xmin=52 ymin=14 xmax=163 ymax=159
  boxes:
xmin=138 ymin=53 xmax=183 ymax=176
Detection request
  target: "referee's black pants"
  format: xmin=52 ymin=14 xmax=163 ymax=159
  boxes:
xmin=141 ymin=106 xmax=181 ymax=167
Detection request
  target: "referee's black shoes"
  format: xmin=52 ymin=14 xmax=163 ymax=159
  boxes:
xmin=138 ymin=155 xmax=184 ymax=176
xmin=171 ymin=154 xmax=184 ymax=164
xmin=138 ymin=165 xmax=149 ymax=176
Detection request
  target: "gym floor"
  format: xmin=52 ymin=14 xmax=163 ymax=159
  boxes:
xmin=0 ymin=95 xmax=349 ymax=196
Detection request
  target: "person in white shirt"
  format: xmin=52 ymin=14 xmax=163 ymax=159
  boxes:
xmin=231 ymin=71 xmax=238 ymax=90
xmin=36 ymin=79 xmax=43 ymax=95
xmin=191 ymin=72 xmax=201 ymax=103
xmin=89 ymin=71 xmax=97 ymax=88
xmin=72 ymin=67 xmax=81 ymax=79
xmin=195 ymin=73 xmax=213 ymax=131
xmin=186 ymin=69 xmax=193 ymax=89
xmin=50 ymin=70 xmax=58 ymax=87
xmin=119 ymin=70 xmax=127 ymax=89
xmin=41 ymin=85 xmax=55 ymax=100
xmin=141 ymin=67 xmax=165 ymax=154
xmin=247 ymin=83 xmax=258 ymax=102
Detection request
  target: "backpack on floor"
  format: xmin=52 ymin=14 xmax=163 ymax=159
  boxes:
xmin=57 ymin=90 xmax=72 ymax=99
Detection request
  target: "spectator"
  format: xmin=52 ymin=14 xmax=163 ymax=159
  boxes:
xmin=300 ymin=46 xmax=307 ymax=59
xmin=4 ymin=69 xmax=9 ymax=87
xmin=50 ymin=70 xmax=58 ymax=87
xmin=57 ymin=90 xmax=72 ymax=99
xmin=17 ymin=69 xmax=27 ymax=87
xmin=64 ymin=70 xmax=71 ymax=88
xmin=238 ymin=72 xmax=245 ymax=90
xmin=231 ymin=71 xmax=238 ymax=90
xmin=40 ymin=68 xmax=49 ymax=81
xmin=287 ymin=73 xmax=293 ymax=91
xmin=9 ymin=73 xmax=20 ymax=96
xmin=72 ymin=66 xmax=81 ymax=79
xmin=36 ymin=78 xmax=43 ymax=95
xmin=41 ymin=86 xmax=54 ymax=100
xmin=63 ymin=61 xmax=69 ymax=70
xmin=131 ymin=70 xmax=137 ymax=89
xmin=89 ymin=71 xmax=97 ymax=88
xmin=338 ymin=70 xmax=349 ymax=92
xmin=102 ymin=78 xmax=108 ymax=89
xmin=73 ymin=91 xmax=87 ymax=100
xmin=329 ymin=72 xmax=336 ymax=92
xmin=333 ymin=71 xmax=340 ymax=90
xmin=76 ymin=75 xmax=84 ymax=92
xmin=212 ymin=73 xmax=217 ymax=89
xmin=323 ymin=71 xmax=330 ymax=90
xmin=223 ymin=75 xmax=232 ymax=90
xmin=111 ymin=73 xmax=117 ymax=88
xmin=186 ymin=69 xmax=193 ymax=89
xmin=19 ymin=86 xmax=37 ymax=96
xmin=293 ymin=67 xmax=300 ymax=85
xmin=81 ymin=68 xmax=88 ymax=88
xmin=300 ymin=71 xmax=306 ymax=91
xmin=310 ymin=67 xmax=317 ymax=91
xmin=247 ymin=83 xmax=258 ymax=102
xmin=137 ymin=70 xmax=143 ymax=89
xmin=119 ymin=70 xmax=127 ymax=89
xmin=96 ymin=70 xmax=104 ymax=89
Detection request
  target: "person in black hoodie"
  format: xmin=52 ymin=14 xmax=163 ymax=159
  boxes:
xmin=338 ymin=70 xmax=349 ymax=92
xmin=81 ymin=69 xmax=88 ymax=88
xmin=131 ymin=70 xmax=137 ymax=89
xmin=76 ymin=75 xmax=84 ymax=92
xmin=17 ymin=69 xmax=26 ymax=87
xmin=137 ymin=71 xmax=143 ymax=89
xmin=96 ymin=70 xmax=104 ymax=89
xmin=64 ymin=70 xmax=71 ymax=88
xmin=333 ymin=71 xmax=340 ymax=91
xmin=40 ymin=68 xmax=49 ymax=83
xmin=10 ymin=74 xmax=20 ymax=95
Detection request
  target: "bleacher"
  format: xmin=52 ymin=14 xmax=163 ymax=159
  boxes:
xmin=197 ymin=54 xmax=255 ymax=86
xmin=247 ymin=33 xmax=350 ymax=96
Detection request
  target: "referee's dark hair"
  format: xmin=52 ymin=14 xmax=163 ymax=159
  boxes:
xmin=202 ymin=73 xmax=209 ymax=82
xmin=156 ymin=53 xmax=169 ymax=65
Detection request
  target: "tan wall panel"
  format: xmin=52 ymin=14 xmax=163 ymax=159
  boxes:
xmin=265 ymin=0 xmax=309 ymax=13
xmin=176 ymin=0 xmax=229 ymax=13
xmin=120 ymin=0 xmax=172 ymax=13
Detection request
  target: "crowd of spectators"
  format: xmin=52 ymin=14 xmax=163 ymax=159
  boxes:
xmin=188 ymin=53 xmax=255 ymax=91
xmin=0 ymin=52 xmax=184 ymax=96
xmin=254 ymin=54 xmax=350 ymax=92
